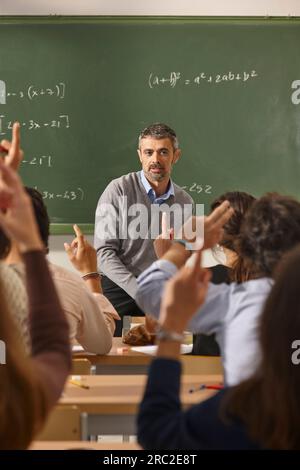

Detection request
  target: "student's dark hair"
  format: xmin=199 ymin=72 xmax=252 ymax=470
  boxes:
xmin=239 ymin=193 xmax=300 ymax=277
xmin=0 ymin=188 xmax=50 ymax=259
xmin=224 ymin=244 xmax=300 ymax=449
xmin=138 ymin=123 xmax=179 ymax=150
xmin=25 ymin=187 xmax=50 ymax=252
xmin=0 ymin=230 xmax=11 ymax=260
xmin=211 ymin=191 xmax=256 ymax=282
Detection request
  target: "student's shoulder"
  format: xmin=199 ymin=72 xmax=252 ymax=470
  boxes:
xmin=0 ymin=262 xmax=27 ymax=295
xmin=231 ymin=277 xmax=273 ymax=297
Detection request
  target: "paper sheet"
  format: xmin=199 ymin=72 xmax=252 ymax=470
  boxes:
xmin=131 ymin=344 xmax=193 ymax=355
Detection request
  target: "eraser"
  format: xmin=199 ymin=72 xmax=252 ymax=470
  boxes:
xmin=117 ymin=347 xmax=129 ymax=354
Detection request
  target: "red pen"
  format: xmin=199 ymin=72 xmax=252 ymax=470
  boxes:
xmin=202 ymin=384 xmax=223 ymax=391
xmin=189 ymin=383 xmax=223 ymax=393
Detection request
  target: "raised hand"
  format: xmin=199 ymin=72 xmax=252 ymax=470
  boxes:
xmin=159 ymin=249 xmax=211 ymax=333
xmin=154 ymin=212 xmax=174 ymax=258
xmin=0 ymin=122 xmax=24 ymax=171
xmin=0 ymin=160 xmax=43 ymax=252
xmin=64 ymin=224 xmax=97 ymax=275
xmin=179 ymin=200 xmax=234 ymax=250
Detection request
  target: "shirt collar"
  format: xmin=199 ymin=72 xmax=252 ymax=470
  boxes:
xmin=139 ymin=171 xmax=175 ymax=203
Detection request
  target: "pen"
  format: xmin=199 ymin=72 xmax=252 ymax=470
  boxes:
xmin=69 ymin=378 xmax=90 ymax=390
xmin=189 ymin=384 xmax=223 ymax=393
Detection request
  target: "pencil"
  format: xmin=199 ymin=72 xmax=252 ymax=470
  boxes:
xmin=69 ymin=378 xmax=90 ymax=390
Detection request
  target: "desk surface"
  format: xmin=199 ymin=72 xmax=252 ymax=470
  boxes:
xmin=60 ymin=374 xmax=222 ymax=414
xmin=30 ymin=441 xmax=141 ymax=450
xmin=73 ymin=338 xmax=155 ymax=365
xmin=73 ymin=338 xmax=222 ymax=374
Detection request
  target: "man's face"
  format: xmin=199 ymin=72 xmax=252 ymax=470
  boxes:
xmin=137 ymin=137 xmax=181 ymax=183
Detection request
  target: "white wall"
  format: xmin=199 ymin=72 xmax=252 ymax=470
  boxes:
xmin=48 ymin=235 xmax=93 ymax=270
xmin=3 ymin=0 xmax=299 ymax=267
xmin=1 ymin=1 xmax=300 ymax=16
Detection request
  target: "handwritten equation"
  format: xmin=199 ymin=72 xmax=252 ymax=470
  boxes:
xmin=22 ymin=155 xmax=52 ymax=168
xmin=0 ymin=115 xmax=70 ymax=135
xmin=148 ymin=70 xmax=258 ymax=88
xmin=34 ymin=187 xmax=84 ymax=202
xmin=0 ymin=80 xmax=66 ymax=104
xmin=181 ymin=183 xmax=212 ymax=195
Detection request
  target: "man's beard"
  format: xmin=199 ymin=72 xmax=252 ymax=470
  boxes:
xmin=145 ymin=165 xmax=167 ymax=182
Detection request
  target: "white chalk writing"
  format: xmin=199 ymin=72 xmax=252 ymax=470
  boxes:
xmin=0 ymin=115 xmax=70 ymax=135
xmin=0 ymin=81 xmax=66 ymax=102
xmin=34 ymin=187 xmax=84 ymax=202
xmin=181 ymin=183 xmax=212 ymax=195
xmin=149 ymin=70 xmax=258 ymax=88
xmin=22 ymin=155 xmax=52 ymax=168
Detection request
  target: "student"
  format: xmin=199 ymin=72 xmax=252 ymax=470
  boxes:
xmin=94 ymin=123 xmax=194 ymax=335
xmin=136 ymin=193 xmax=300 ymax=385
xmin=210 ymin=191 xmax=256 ymax=283
xmin=0 ymin=234 xmax=29 ymax=349
xmin=138 ymin=246 xmax=300 ymax=450
xmin=193 ymin=191 xmax=256 ymax=355
xmin=4 ymin=187 xmax=119 ymax=355
xmin=0 ymin=161 xmax=71 ymax=449
xmin=0 ymin=123 xmax=37 ymax=352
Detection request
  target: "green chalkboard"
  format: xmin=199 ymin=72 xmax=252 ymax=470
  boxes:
xmin=1 ymin=16 xmax=300 ymax=233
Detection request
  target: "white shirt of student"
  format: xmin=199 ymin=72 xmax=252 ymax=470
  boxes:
xmin=136 ymin=259 xmax=273 ymax=386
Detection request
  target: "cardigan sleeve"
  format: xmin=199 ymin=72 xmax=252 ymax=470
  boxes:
xmin=24 ymin=250 xmax=71 ymax=408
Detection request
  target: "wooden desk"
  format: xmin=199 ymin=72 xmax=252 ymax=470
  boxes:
xmin=73 ymin=338 xmax=222 ymax=375
xmin=59 ymin=374 xmax=222 ymax=437
xmin=30 ymin=441 xmax=141 ymax=450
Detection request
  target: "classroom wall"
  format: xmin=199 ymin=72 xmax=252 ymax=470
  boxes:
xmin=1 ymin=1 xmax=300 ymax=16
xmin=3 ymin=0 xmax=300 ymax=267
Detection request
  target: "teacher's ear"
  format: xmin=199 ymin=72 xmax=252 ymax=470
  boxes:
xmin=137 ymin=147 xmax=142 ymax=164
xmin=173 ymin=148 xmax=181 ymax=164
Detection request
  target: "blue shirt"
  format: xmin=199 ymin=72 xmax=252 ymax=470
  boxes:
xmin=136 ymin=259 xmax=273 ymax=386
xmin=140 ymin=170 xmax=175 ymax=204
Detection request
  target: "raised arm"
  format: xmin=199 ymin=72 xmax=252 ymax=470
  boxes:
xmin=64 ymin=223 xmax=120 ymax=353
xmin=0 ymin=160 xmax=71 ymax=447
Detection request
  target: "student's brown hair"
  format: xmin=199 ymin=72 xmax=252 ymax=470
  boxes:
xmin=225 ymin=244 xmax=300 ymax=449
xmin=210 ymin=191 xmax=256 ymax=282
xmin=0 ymin=281 xmax=47 ymax=449
xmin=239 ymin=193 xmax=300 ymax=277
